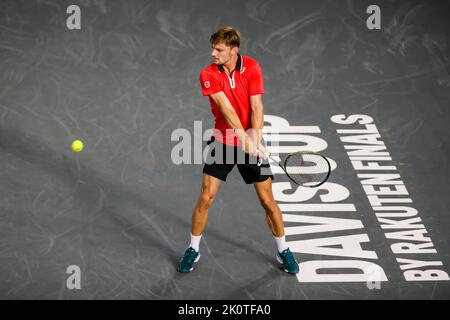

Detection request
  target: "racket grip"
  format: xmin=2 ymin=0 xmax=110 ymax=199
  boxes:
xmin=256 ymin=149 xmax=269 ymax=160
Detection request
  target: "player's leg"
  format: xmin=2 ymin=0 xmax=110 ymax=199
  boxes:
xmin=237 ymin=152 xmax=283 ymax=235
xmin=178 ymin=173 xmax=222 ymax=273
xmin=178 ymin=137 xmax=233 ymax=273
xmin=253 ymin=177 xmax=284 ymax=237
xmin=193 ymin=139 xmax=234 ymax=237
xmin=253 ymin=177 xmax=300 ymax=275
xmin=191 ymin=173 xmax=222 ymax=236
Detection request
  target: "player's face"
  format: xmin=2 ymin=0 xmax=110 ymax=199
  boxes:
xmin=211 ymin=42 xmax=237 ymax=65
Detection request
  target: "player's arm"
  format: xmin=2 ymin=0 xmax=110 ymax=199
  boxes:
xmin=250 ymin=94 xmax=264 ymax=149
xmin=247 ymin=61 xmax=266 ymax=157
xmin=210 ymin=91 xmax=256 ymax=154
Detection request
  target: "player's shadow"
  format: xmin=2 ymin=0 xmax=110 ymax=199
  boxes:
xmin=0 ymin=125 xmax=270 ymax=279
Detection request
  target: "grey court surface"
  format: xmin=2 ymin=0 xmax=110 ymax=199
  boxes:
xmin=0 ymin=0 xmax=449 ymax=300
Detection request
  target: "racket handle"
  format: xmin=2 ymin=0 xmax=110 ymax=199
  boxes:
xmin=256 ymin=149 xmax=269 ymax=159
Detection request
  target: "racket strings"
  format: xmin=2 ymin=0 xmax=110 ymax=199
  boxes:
xmin=283 ymin=153 xmax=330 ymax=186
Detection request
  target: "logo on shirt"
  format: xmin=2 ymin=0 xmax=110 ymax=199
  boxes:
xmin=204 ymin=81 xmax=210 ymax=89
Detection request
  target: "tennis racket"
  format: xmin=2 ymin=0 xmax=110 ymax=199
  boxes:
xmin=257 ymin=150 xmax=331 ymax=188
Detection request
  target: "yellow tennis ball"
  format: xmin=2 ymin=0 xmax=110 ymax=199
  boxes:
xmin=72 ymin=140 xmax=84 ymax=152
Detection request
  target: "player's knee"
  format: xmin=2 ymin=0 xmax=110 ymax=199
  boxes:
xmin=259 ymin=196 xmax=276 ymax=211
xmin=199 ymin=190 xmax=216 ymax=208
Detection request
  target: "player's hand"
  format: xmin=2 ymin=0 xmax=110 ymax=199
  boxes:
xmin=256 ymin=143 xmax=268 ymax=160
xmin=242 ymin=139 xmax=259 ymax=156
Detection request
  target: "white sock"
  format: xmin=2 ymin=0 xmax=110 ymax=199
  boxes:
xmin=189 ymin=233 xmax=202 ymax=252
xmin=274 ymin=235 xmax=288 ymax=253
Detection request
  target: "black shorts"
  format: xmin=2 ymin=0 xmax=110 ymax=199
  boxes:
xmin=202 ymin=136 xmax=274 ymax=184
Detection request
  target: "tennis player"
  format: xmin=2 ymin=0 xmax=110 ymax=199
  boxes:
xmin=178 ymin=26 xmax=299 ymax=275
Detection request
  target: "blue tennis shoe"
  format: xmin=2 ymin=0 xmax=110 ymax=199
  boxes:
xmin=276 ymin=248 xmax=299 ymax=274
xmin=178 ymin=247 xmax=200 ymax=273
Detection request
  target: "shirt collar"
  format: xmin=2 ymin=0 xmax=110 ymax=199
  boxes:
xmin=218 ymin=53 xmax=242 ymax=73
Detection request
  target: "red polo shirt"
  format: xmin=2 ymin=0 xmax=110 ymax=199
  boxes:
xmin=199 ymin=54 xmax=264 ymax=146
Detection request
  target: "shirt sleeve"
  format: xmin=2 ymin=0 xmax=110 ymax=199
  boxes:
xmin=199 ymin=69 xmax=222 ymax=96
xmin=248 ymin=62 xmax=264 ymax=96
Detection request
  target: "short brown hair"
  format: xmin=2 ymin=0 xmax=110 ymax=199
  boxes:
xmin=210 ymin=26 xmax=240 ymax=48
